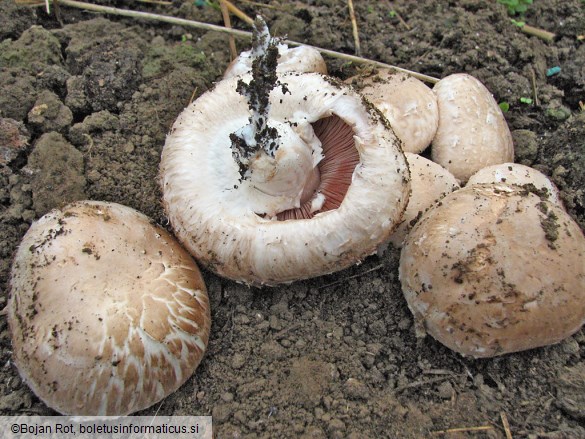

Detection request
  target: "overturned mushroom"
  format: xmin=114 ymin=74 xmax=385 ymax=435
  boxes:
xmin=8 ymin=201 xmax=211 ymax=415
xmin=466 ymin=162 xmax=562 ymax=205
xmin=399 ymin=183 xmax=585 ymax=358
xmin=432 ymin=74 xmax=514 ymax=183
xmin=161 ymin=27 xmax=409 ymax=285
xmin=348 ymin=70 xmax=439 ymax=154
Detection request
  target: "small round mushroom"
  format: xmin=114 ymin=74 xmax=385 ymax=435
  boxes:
xmin=8 ymin=201 xmax=211 ymax=415
xmin=161 ymin=72 xmax=410 ymax=285
xmin=224 ymin=43 xmax=327 ymax=79
xmin=348 ymin=70 xmax=439 ymax=154
xmin=388 ymin=153 xmax=459 ymax=248
xmin=466 ymin=162 xmax=562 ymax=205
xmin=399 ymin=183 xmax=585 ymax=358
xmin=432 ymin=73 xmax=514 ymax=183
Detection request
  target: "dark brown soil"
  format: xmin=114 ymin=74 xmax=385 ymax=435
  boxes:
xmin=1 ymin=1 xmax=584 ymax=438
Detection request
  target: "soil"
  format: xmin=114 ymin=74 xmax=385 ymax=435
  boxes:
xmin=1 ymin=0 xmax=584 ymax=438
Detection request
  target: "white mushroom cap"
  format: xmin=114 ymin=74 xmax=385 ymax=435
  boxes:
xmin=467 ymin=162 xmax=562 ymax=205
xmin=161 ymin=72 xmax=410 ymax=285
xmin=388 ymin=153 xmax=459 ymax=248
xmin=399 ymin=183 xmax=585 ymax=358
xmin=349 ymin=70 xmax=439 ymax=154
xmin=8 ymin=201 xmax=211 ymax=415
xmin=432 ymin=73 xmax=514 ymax=183
xmin=224 ymin=44 xmax=327 ymax=79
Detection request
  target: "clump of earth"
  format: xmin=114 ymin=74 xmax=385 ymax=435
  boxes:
xmin=1 ymin=1 xmax=584 ymax=437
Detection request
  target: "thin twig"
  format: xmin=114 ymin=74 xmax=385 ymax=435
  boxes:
xmin=348 ymin=0 xmax=361 ymax=56
xmin=520 ymin=24 xmax=556 ymax=42
xmin=237 ymin=0 xmax=284 ymax=10
xmin=422 ymin=369 xmax=458 ymax=376
xmin=501 ymin=412 xmax=513 ymax=439
xmin=19 ymin=0 xmax=253 ymax=36
xmin=223 ymin=0 xmax=254 ymax=26
xmin=52 ymin=0 xmax=63 ymax=26
xmin=385 ymin=1 xmax=410 ymax=30
xmin=529 ymin=66 xmax=539 ymax=106
xmin=272 ymin=323 xmax=302 ymax=340
xmin=219 ymin=0 xmax=237 ymax=60
xmin=137 ymin=0 xmax=173 ymax=5
xmin=394 ymin=374 xmax=458 ymax=393
xmin=318 ymin=263 xmax=385 ymax=290
xmin=188 ymin=86 xmax=199 ymax=106
xmin=23 ymin=0 xmax=440 ymax=84
xmin=431 ymin=425 xmax=494 ymax=436
xmin=393 ymin=10 xmax=410 ymax=30
xmin=284 ymin=40 xmax=438 ymax=83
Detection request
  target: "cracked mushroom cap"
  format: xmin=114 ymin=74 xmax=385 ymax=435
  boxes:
xmin=388 ymin=153 xmax=459 ymax=248
xmin=432 ymin=74 xmax=514 ymax=183
xmin=224 ymin=43 xmax=327 ymax=79
xmin=160 ymin=72 xmax=410 ymax=285
xmin=399 ymin=183 xmax=585 ymax=358
xmin=348 ymin=70 xmax=439 ymax=154
xmin=8 ymin=201 xmax=211 ymax=415
xmin=466 ymin=162 xmax=562 ymax=205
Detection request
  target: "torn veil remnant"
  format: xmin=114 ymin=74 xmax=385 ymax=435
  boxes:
xmin=160 ymin=18 xmax=410 ymax=285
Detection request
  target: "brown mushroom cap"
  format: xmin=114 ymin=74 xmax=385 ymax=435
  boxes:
xmin=388 ymin=153 xmax=459 ymax=248
xmin=348 ymin=70 xmax=439 ymax=154
xmin=432 ymin=74 xmax=514 ymax=183
xmin=8 ymin=201 xmax=211 ymax=415
xmin=399 ymin=183 xmax=585 ymax=358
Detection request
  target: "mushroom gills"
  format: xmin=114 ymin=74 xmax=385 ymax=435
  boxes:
xmin=277 ymin=115 xmax=359 ymax=221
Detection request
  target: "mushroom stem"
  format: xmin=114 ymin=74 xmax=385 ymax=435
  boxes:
xmin=230 ymin=17 xmax=283 ymax=177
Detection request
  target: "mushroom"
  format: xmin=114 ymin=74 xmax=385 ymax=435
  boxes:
xmin=387 ymin=152 xmax=459 ymax=248
xmin=348 ymin=69 xmax=439 ymax=154
xmin=399 ymin=183 xmax=585 ymax=358
xmin=466 ymin=162 xmax=562 ymax=205
xmin=432 ymin=73 xmax=514 ymax=183
xmin=8 ymin=201 xmax=211 ymax=415
xmin=161 ymin=26 xmax=409 ymax=285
